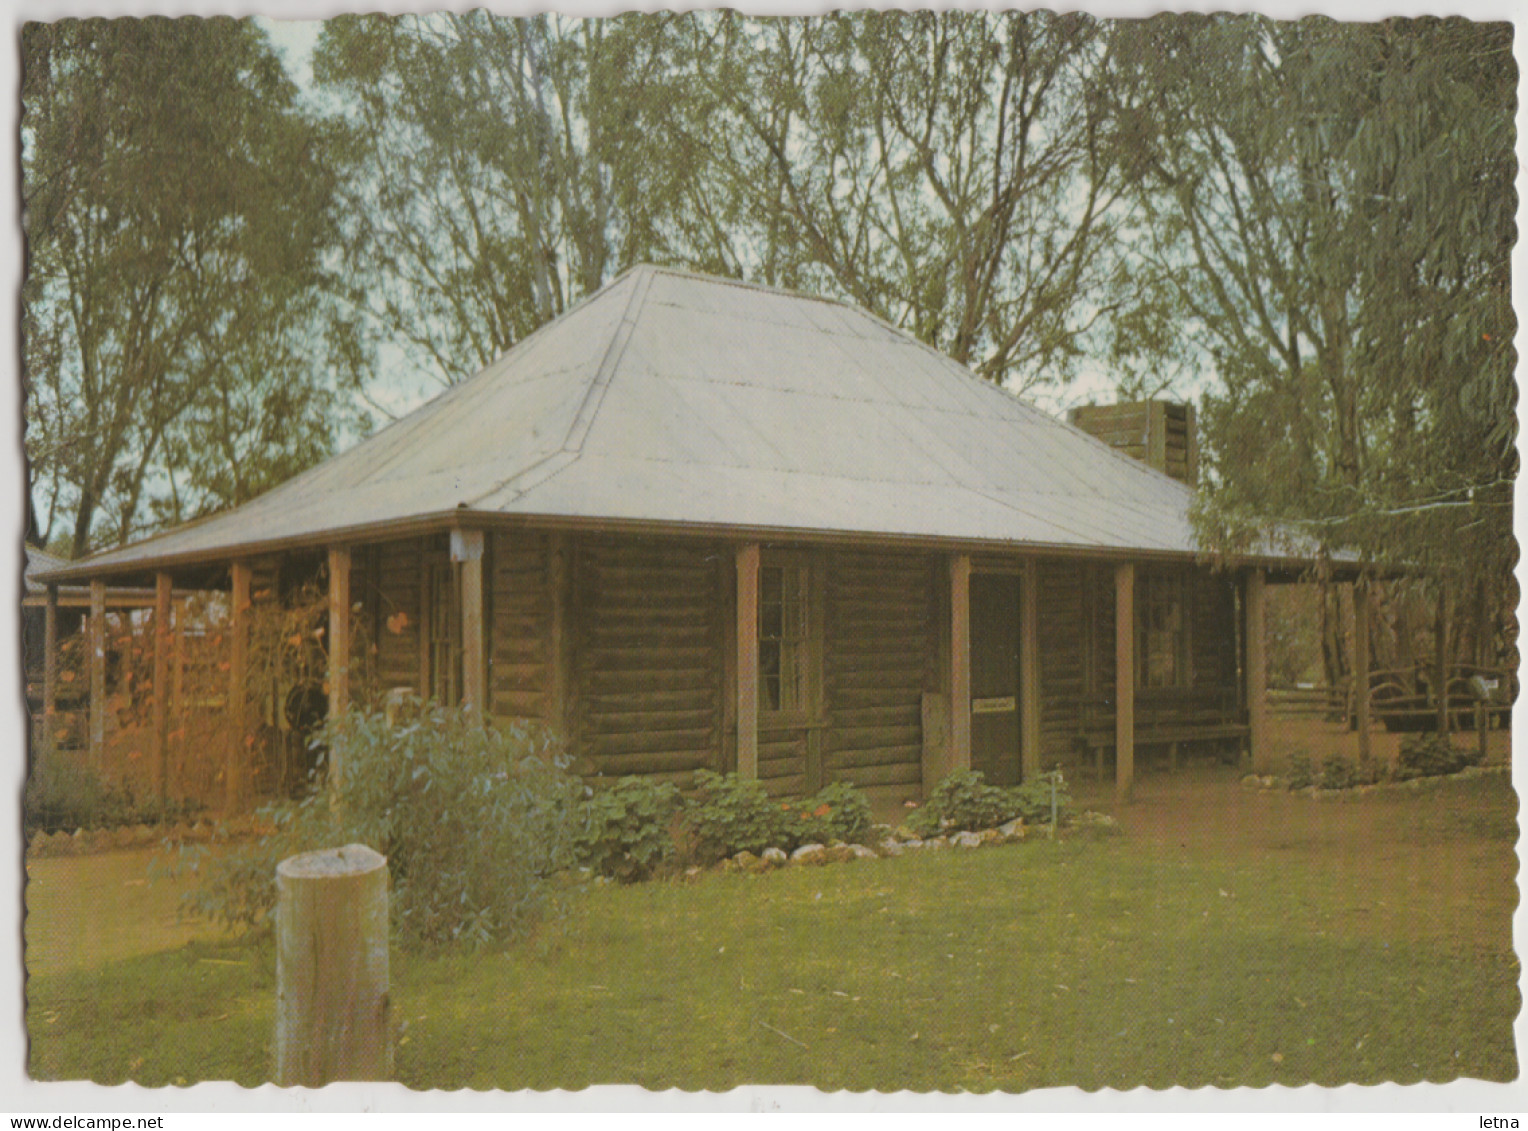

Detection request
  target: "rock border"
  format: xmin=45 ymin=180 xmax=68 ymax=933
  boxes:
xmin=1241 ymin=761 xmax=1511 ymax=800
xmin=25 ymin=813 xmax=272 ymax=860
xmin=707 ymin=810 xmax=1120 ymax=877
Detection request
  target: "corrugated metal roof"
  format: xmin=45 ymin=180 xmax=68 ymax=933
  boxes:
xmin=46 ymin=265 xmax=1218 ymax=579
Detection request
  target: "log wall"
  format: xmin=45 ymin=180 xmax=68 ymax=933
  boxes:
xmin=489 ymin=530 xmax=554 ymax=724
xmin=572 ymin=537 xmax=726 ymax=785
xmin=822 ymin=550 xmax=932 ymax=806
xmin=1038 ymin=560 xmax=1089 ymax=765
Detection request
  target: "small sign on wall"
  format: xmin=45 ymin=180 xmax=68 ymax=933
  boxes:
xmin=971 ymin=696 xmax=1017 ymax=715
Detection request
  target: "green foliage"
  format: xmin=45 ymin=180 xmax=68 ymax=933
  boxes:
xmin=183 ymin=704 xmax=584 ymax=949
xmin=1113 ymin=17 xmax=1515 ymax=580
xmin=683 ymin=770 xmax=787 ymax=862
xmin=24 ymin=741 xmax=199 ymax=836
xmin=780 ymin=781 xmax=875 ymax=847
xmin=1398 ymin=734 xmax=1479 ymax=781
xmin=1285 ymin=753 xmax=1316 ymax=791
xmin=22 ymin=17 xmax=352 ymax=551
xmin=681 ymin=772 xmax=877 ymax=860
xmin=576 ymin=776 xmax=685 ymax=882
xmin=907 ymin=769 xmax=1071 ymax=837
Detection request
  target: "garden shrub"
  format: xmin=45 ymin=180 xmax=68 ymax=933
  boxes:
xmin=1398 ymin=734 xmax=1477 ymax=780
xmin=1285 ymin=752 xmax=1316 ymax=790
xmin=1320 ymin=755 xmax=1357 ymax=791
xmin=684 ymin=770 xmax=786 ymax=862
xmin=576 ymin=775 xmax=684 ymax=881
xmin=781 ymin=780 xmax=876 ymax=847
xmin=907 ymin=768 xmax=1070 ymax=837
xmin=182 ymin=702 xmax=584 ymax=950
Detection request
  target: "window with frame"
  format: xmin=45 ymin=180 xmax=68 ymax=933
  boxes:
xmin=1138 ymin=570 xmax=1188 ymax=690
xmin=759 ymin=560 xmax=811 ymax=713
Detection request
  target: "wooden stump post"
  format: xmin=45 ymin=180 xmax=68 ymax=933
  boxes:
xmin=275 ymin=844 xmax=391 ymax=1087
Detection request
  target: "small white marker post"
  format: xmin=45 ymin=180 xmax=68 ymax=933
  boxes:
xmin=274 ymin=844 xmax=392 ymax=1086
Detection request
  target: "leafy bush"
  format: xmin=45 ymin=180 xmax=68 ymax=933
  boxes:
xmin=781 ymin=781 xmax=876 ymax=847
xmin=1285 ymin=753 xmax=1316 ymax=790
xmin=1398 ymin=734 xmax=1477 ymax=780
xmin=182 ymin=703 xmax=584 ymax=950
xmin=907 ymin=769 xmax=1070 ymax=837
xmin=684 ymin=770 xmax=786 ymax=862
xmin=25 ymin=740 xmax=199 ymax=836
xmin=576 ymin=776 xmax=684 ymax=881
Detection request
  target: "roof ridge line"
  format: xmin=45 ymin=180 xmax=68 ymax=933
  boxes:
xmin=636 ymin=262 xmax=868 ymax=312
xmin=561 ymin=268 xmax=655 ymax=454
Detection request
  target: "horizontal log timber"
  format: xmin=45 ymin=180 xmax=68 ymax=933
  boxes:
xmin=582 ymin=624 xmax=712 ymax=645
xmin=584 ymin=689 xmax=717 ymax=714
xmin=829 ymin=761 xmax=922 ymax=787
xmin=830 ymin=704 xmax=922 ymax=728
xmin=580 ymin=607 xmax=713 ymax=630
xmin=587 ymin=748 xmax=714 ymax=777
xmin=830 ymin=661 xmax=926 ymax=686
xmin=827 ymin=744 xmax=922 ymax=771
xmin=829 ymin=686 xmax=925 ymax=710
xmin=759 ymin=774 xmax=807 ymax=797
xmin=492 ymin=612 xmax=550 ymax=636
xmin=587 ymin=727 xmax=717 ymax=759
xmin=581 ymin=644 xmax=714 ymax=668
xmin=491 ymin=691 xmax=549 ymax=718
xmin=584 ymin=669 xmax=716 ymax=694
xmin=491 ymin=660 xmax=550 ymax=684
xmin=582 ymin=707 xmax=717 ymax=734
xmin=828 ymin=725 xmax=923 ymax=752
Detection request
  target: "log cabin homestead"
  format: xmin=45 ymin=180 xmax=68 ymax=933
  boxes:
xmin=36 ymin=265 xmax=1345 ymax=809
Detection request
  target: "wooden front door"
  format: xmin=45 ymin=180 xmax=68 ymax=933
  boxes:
xmin=970 ymin=573 xmax=1022 ymax=786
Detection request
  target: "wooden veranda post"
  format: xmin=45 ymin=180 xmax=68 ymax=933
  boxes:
xmin=1114 ymin=562 xmax=1135 ymax=802
xmin=1353 ymin=577 xmax=1372 ymax=765
xmin=1246 ymin=568 xmax=1270 ymax=771
xmin=327 ymin=546 xmax=352 ymax=800
xmin=948 ymin=552 xmax=972 ymax=774
xmin=228 ymin=560 xmax=252 ymax=814
xmin=451 ymin=530 xmax=485 ymax=716
xmin=88 ymin=578 xmax=106 ymax=771
xmin=1435 ymin=586 xmax=1451 ymax=736
xmin=171 ymin=601 xmax=185 ymax=794
xmin=736 ymin=542 xmax=760 ymax=780
xmin=42 ymin=582 xmax=57 ymax=749
xmin=1020 ymin=558 xmax=1042 ymax=781
xmin=152 ymin=572 xmax=172 ymax=804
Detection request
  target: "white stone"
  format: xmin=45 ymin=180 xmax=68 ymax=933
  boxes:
xmin=790 ymin=843 xmax=827 ymax=865
xmin=953 ymin=831 xmax=984 ymax=849
xmin=761 ymin=847 xmax=788 ymax=866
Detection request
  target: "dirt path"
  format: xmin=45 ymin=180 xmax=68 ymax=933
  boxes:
xmin=1074 ymin=761 xmax=1519 ymax=954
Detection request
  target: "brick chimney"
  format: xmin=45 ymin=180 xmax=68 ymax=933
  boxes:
xmin=1067 ymin=399 xmax=1198 ymax=485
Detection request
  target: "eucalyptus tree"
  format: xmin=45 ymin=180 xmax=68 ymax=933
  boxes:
xmin=1109 ymin=14 xmax=1515 ymax=678
xmin=313 ymin=12 xmax=713 ymax=390
xmin=22 ymin=17 xmax=349 ymax=553
xmin=1110 ymin=16 xmax=1515 ymax=577
xmin=692 ymin=11 xmax=1134 ymax=392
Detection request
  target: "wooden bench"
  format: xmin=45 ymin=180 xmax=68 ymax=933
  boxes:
xmin=1075 ymin=691 xmax=1249 ymax=779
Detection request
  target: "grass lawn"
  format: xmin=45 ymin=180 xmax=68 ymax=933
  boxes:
xmin=25 ymin=768 xmax=1520 ymax=1092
